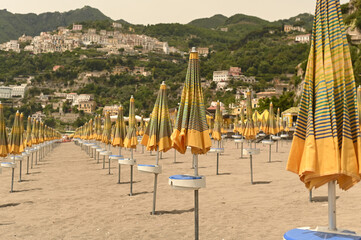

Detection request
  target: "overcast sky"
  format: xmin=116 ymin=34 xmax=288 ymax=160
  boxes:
xmin=2 ymin=0 xmax=350 ymax=24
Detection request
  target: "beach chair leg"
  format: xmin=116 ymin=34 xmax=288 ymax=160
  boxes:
xmin=152 ymin=173 xmax=158 ymax=215
xmin=129 ymin=165 xmax=133 ymax=196
xmin=10 ymin=168 xmax=14 ymax=193
xmin=118 ymin=164 xmax=121 ymax=184
xmin=19 ymin=160 xmax=22 ymax=182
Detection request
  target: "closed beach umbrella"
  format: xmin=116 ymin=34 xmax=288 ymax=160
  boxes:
xmin=212 ymin=101 xmax=222 ymax=141
xmin=19 ymin=113 xmax=26 ymax=152
xmin=124 ymin=96 xmax=138 ymax=150
xmin=233 ymin=114 xmax=240 ymax=134
xmin=239 ymin=106 xmax=245 ymax=135
xmin=243 ymin=90 xmax=256 ymax=140
xmin=0 ymin=103 xmax=9 ymax=157
xmin=88 ymin=119 xmax=94 ymax=140
xmin=102 ymin=112 xmax=111 ymax=145
xmin=170 ymin=48 xmax=211 ymax=240
xmin=31 ymin=120 xmax=38 ymax=145
xmin=357 ymin=86 xmax=361 ymax=131
xmin=253 ymin=110 xmax=260 ymax=134
xmin=141 ymin=82 xmax=172 ymax=152
xmin=9 ymin=111 xmax=22 ymax=155
xmin=25 ymin=116 xmax=32 ymax=148
xmin=265 ymin=102 xmax=277 ymax=136
xmin=112 ymin=106 xmax=126 ymax=148
xmin=138 ymin=116 xmax=145 ymax=136
xmin=96 ymin=115 xmax=102 ymax=141
xmin=286 ymin=0 xmax=361 ymax=231
xmin=140 ymin=82 xmax=173 ymax=214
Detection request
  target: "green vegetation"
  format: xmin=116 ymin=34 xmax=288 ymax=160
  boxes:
xmin=188 ymin=14 xmax=228 ymax=29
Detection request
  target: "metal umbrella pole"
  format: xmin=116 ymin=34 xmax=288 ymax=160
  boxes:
xmin=216 ymin=140 xmax=220 ymax=175
xmin=328 ymin=181 xmax=336 ymax=231
xmin=268 ymin=144 xmax=272 ymax=163
xmin=240 ymin=141 xmax=244 ymax=158
xmin=130 ymin=148 xmax=134 ymax=196
xmin=31 ymin=151 xmax=34 ymax=169
xmin=152 ymin=149 xmax=160 ymax=215
xmin=250 ymin=154 xmax=254 ymax=184
xmin=194 ymin=154 xmax=199 ymax=240
xmin=26 ymin=155 xmax=29 ymax=174
xmin=10 ymin=155 xmax=15 ymax=193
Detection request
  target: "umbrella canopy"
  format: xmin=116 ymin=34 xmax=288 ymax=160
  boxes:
xmin=141 ymin=82 xmax=173 ymax=152
xmin=25 ymin=116 xmax=32 ymax=147
xmin=0 ymin=103 xmax=9 ymax=157
xmin=357 ymin=86 xmax=361 ymax=131
xmin=9 ymin=111 xmax=23 ymax=155
xmin=19 ymin=113 xmax=26 ymax=151
xmin=138 ymin=115 xmax=145 ymax=136
xmin=102 ymin=112 xmax=112 ymax=144
xmin=287 ymin=0 xmax=361 ymax=191
xmin=253 ymin=110 xmax=260 ymax=133
xmin=233 ymin=114 xmax=240 ymax=134
xmin=171 ymin=48 xmax=211 ymax=154
xmin=31 ymin=120 xmax=39 ymax=144
xmin=39 ymin=122 xmax=44 ymax=143
xmin=243 ymin=90 xmax=257 ymax=140
xmin=96 ymin=115 xmax=102 ymax=141
xmin=212 ymin=101 xmax=222 ymax=141
xmin=124 ymin=96 xmax=138 ymax=149
xmin=265 ymin=103 xmax=277 ymax=135
xmin=112 ymin=106 xmax=126 ymax=147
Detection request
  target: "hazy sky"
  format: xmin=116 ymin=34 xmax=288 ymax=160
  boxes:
xmin=2 ymin=0 xmax=350 ymax=24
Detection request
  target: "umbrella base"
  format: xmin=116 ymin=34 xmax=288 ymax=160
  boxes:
xmin=118 ymin=158 xmax=136 ymax=165
xmin=283 ymin=227 xmax=361 ymax=240
xmin=137 ymin=164 xmax=162 ymax=174
xmin=208 ymin=148 xmax=224 ymax=154
xmin=243 ymin=148 xmax=260 ymax=156
xmin=169 ymin=175 xmax=206 ymax=190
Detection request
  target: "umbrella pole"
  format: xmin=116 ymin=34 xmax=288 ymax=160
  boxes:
xmin=108 ymin=155 xmax=111 ymax=175
xmin=35 ymin=150 xmax=38 ymax=165
xmin=250 ymin=154 xmax=254 ymax=184
xmin=174 ymin=149 xmax=176 ymax=163
xmin=31 ymin=152 xmax=33 ymax=169
xmin=10 ymin=155 xmax=15 ymax=193
xmin=216 ymin=140 xmax=220 ymax=175
xmin=103 ymin=155 xmax=105 ymax=169
xmin=328 ymin=181 xmax=337 ymax=231
xmin=130 ymin=148 xmax=134 ymax=196
xmin=268 ymin=145 xmax=272 ymax=163
xmin=19 ymin=157 xmax=22 ymax=182
xmin=193 ymin=154 xmax=199 ymax=240
xmin=26 ymin=155 xmax=29 ymax=174
xmin=119 ymin=146 xmax=121 ymax=156
xmin=118 ymin=163 xmax=121 ymax=184
xmin=152 ymin=149 xmax=160 ymax=215
xmin=241 ymin=142 xmax=243 ymax=158
xmin=276 ymin=140 xmax=278 ymax=153
xmin=309 ymin=190 xmax=312 ymax=202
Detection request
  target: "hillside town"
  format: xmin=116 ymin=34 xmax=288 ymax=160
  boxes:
xmin=0 ymin=22 xmax=180 ymax=55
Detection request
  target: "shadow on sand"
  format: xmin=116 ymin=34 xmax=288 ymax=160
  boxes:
xmin=154 ymin=208 xmax=194 ymax=215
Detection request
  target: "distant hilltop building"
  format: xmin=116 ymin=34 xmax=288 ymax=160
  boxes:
xmin=0 ymin=84 xmax=28 ymax=99
xmin=295 ymin=34 xmax=311 ymax=43
xmin=220 ymin=27 xmax=228 ymax=32
xmin=112 ymin=22 xmax=122 ymax=29
xmin=284 ymin=24 xmax=306 ymax=33
xmin=197 ymin=47 xmax=209 ymax=57
xmin=213 ymin=67 xmax=257 ymax=90
xmin=72 ymin=24 xmax=83 ymax=31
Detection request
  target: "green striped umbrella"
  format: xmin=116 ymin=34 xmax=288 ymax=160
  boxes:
xmin=31 ymin=119 xmax=38 ymax=145
xmin=112 ymin=106 xmax=126 ymax=148
xmin=25 ymin=116 xmax=32 ymax=147
xmin=138 ymin=115 xmax=145 ymax=136
xmin=170 ymin=48 xmax=211 ymax=240
xmin=0 ymin=103 xmax=9 ymax=157
xmin=9 ymin=111 xmax=22 ymax=155
xmin=357 ymin=86 xmax=361 ymax=131
xmin=243 ymin=91 xmax=256 ymax=140
xmin=171 ymin=49 xmax=211 ymax=155
xmin=287 ymin=0 xmax=361 ymax=230
xmin=102 ymin=112 xmax=111 ymax=145
xmin=265 ymin=102 xmax=277 ymax=136
xmin=19 ymin=113 xmax=26 ymax=152
xmin=96 ymin=115 xmax=103 ymax=141
xmin=124 ymin=96 xmax=138 ymax=149
xmin=141 ymin=82 xmax=172 ymax=153
xmin=212 ymin=101 xmax=222 ymax=141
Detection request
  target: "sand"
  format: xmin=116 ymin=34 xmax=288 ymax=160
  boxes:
xmin=0 ymin=139 xmax=361 ymax=240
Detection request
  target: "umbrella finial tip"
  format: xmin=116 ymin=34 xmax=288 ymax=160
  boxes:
xmin=191 ymin=47 xmax=197 ymax=52
xmin=162 ymin=81 xmax=165 ymax=85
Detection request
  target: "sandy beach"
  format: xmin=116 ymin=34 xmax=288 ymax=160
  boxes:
xmin=0 ymin=139 xmax=361 ymax=240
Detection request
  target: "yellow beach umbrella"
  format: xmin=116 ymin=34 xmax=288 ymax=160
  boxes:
xmin=9 ymin=111 xmax=22 ymax=155
xmin=265 ymin=103 xmax=277 ymax=135
xmin=102 ymin=112 xmax=111 ymax=145
xmin=0 ymin=103 xmax=9 ymax=157
xmin=141 ymin=82 xmax=173 ymax=152
xmin=212 ymin=101 xmax=222 ymax=141
xmin=31 ymin=120 xmax=38 ymax=145
xmin=286 ymin=0 xmax=361 ymax=231
xmin=25 ymin=116 xmax=32 ymax=148
xmin=357 ymin=86 xmax=361 ymax=131
xmin=124 ymin=96 xmax=138 ymax=150
xmin=233 ymin=114 xmax=240 ymax=134
xmin=243 ymin=90 xmax=256 ymax=140
xmin=239 ymin=106 xmax=245 ymax=135
xmin=170 ymin=48 xmax=211 ymax=239
xmin=96 ymin=115 xmax=103 ymax=141
xmin=138 ymin=116 xmax=145 ymax=136
xmin=19 ymin=113 xmax=26 ymax=152
xmin=112 ymin=106 xmax=126 ymax=149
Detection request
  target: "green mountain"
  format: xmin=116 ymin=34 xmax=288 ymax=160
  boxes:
xmin=0 ymin=6 xmax=111 ymax=43
xmin=188 ymin=14 xmax=228 ymax=29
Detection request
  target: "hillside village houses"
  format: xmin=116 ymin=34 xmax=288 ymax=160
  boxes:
xmin=213 ymin=67 xmax=257 ymax=90
xmin=0 ymin=23 xmax=180 ymax=55
xmin=0 ymin=84 xmax=28 ymax=99
xmin=295 ymin=34 xmax=311 ymax=43
xmin=283 ymin=25 xmax=306 ymax=33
